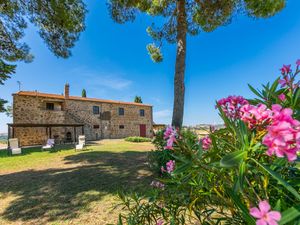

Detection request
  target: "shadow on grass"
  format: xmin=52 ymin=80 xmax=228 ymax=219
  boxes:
xmin=0 ymin=150 xmax=152 ymax=223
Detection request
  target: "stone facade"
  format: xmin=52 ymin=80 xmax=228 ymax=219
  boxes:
xmin=12 ymin=87 xmax=153 ymax=146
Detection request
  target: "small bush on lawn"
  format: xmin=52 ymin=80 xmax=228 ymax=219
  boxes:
xmin=125 ymin=136 xmax=152 ymax=142
xmin=117 ymin=60 xmax=300 ymax=225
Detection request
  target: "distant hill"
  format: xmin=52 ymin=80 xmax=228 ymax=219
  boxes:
xmin=0 ymin=134 xmax=8 ymax=141
xmin=183 ymin=124 xmax=224 ymax=130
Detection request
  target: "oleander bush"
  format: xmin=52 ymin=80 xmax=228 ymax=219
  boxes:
xmin=117 ymin=61 xmax=300 ymax=225
xmin=149 ymin=129 xmax=198 ymax=175
xmin=125 ymin=136 xmax=152 ymax=142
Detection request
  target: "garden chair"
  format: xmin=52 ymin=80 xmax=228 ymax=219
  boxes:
xmin=76 ymin=135 xmax=86 ymax=150
xmin=42 ymin=139 xmax=55 ymax=150
xmin=8 ymin=138 xmax=22 ymax=155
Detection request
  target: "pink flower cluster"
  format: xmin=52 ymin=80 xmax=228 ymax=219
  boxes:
xmin=201 ymin=135 xmax=212 ymax=150
xmin=150 ymin=180 xmax=165 ymax=189
xmin=250 ymin=200 xmax=281 ymax=225
xmin=240 ymin=104 xmax=272 ymax=129
xmin=217 ymin=96 xmax=248 ymax=119
xmin=262 ymin=104 xmax=300 ymax=161
xmin=278 ymin=60 xmax=300 ymax=89
xmin=161 ymin=160 xmax=175 ymax=174
xmin=280 ymin=64 xmax=291 ymax=75
xmin=164 ymin=125 xmax=177 ymax=150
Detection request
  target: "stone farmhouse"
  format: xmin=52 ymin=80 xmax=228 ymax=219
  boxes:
xmin=9 ymin=84 xmax=153 ymax=146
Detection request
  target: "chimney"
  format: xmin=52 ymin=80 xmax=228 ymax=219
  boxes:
xmin=64 ymin=83 xmax=70 ymax=99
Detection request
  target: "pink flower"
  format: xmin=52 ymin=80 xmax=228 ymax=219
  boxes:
xmin=216 ymin=95 xmax=248 ymax=119
xmin=210 ymin=125 xmax=216 ymax=132
xmin=278 ymin=62 xmax=300 ymax=89
xmin=150 ymin=181 xmax=165 ymax=189
xmin=161 ymin=160 xmax=175 ymax=174
xmin=278 ymin=93 xmax=286 ymax=101
xmin=278 ymin=76 xmax=290 ymax=88
xmin=164 ymin=125 xmax=177 ymax=150
xmin=201 ymin=136 xmax=212 ymax=150
xmin=280 ymin=64 xmax=291 ymax=74
xmin=166 ymin=160 xmax=175 ymax=173
xmin=250 ymin=200 xmax=281 ymax=225
xmin=240 ymin=104 xmax=272 ymax=129
xmin=156 ymin=220 xmax=164 ymax=225
xmin=164 ymin=125 xmax=174 ymax=139
xmin=262 ymin=104 xmax=300 ymax=161
xmin=161 ymin=166 xmax=166 ymax=173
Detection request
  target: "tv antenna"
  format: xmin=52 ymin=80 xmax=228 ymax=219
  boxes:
xmin=17 ymin=81 xmax=21 ymax=91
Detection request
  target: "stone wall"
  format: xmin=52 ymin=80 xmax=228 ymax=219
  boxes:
xmin=14 ymin=127 xmax=47 ymax=146
xmin=65 ymin=99 xmax=153 ymax=139
xmin=13 ymin=95 xmax=66 ymax=124
xmin=12 ymin=93 xmax=153 ymax=146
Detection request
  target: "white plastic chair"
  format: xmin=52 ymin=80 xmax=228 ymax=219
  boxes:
xmin=42 ymin=139 xmax=55 ymax=150
xmin=76 ymin=135 xmax=86 ymax=150
xmin=9 ymin=138 xmax=22 ymax=155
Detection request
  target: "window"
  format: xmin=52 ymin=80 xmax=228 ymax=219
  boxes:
xmin=119 ymin=125 xmax=124 ymax=129
xmin=46 ymin=103 xmax=54 ymax=110
xmin=119 ymin=107 xmax=124 ymax=116
xmin=140 ymin=109 xmax=145 ymax=117
xmin=93 ymin=125 xmax=100 ymax=129
xmin=93 ymin=106 xmax=100 ymax=114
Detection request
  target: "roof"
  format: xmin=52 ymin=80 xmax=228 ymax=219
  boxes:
xmin=14 ymin=91 xmax=152 ymax=107
xmin=7 ymin=123 xmax=85 ymax=127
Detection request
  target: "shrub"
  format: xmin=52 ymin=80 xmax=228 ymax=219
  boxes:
xmin=124 ymin=136 xmax=152 ymax=142
xmin=117 ymin=60 xmax=300 ymax=225
xmin=149 ymin=128 xmax=198 ymax=175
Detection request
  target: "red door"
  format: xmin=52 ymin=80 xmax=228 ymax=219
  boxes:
xmin=139 ymin=124 xmax=146 ymax=137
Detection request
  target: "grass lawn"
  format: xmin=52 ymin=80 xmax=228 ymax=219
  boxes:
xmin=0 ymin=139 xmax=154 ymax=225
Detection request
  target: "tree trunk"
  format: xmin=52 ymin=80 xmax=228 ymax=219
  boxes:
xmin=171 ymin=0 xmax=187 ymax=129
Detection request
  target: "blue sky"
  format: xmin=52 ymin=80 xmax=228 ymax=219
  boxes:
xmin=1 ymin=1 xmax=300 ymax=133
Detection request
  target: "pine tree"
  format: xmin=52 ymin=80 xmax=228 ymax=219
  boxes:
xmin=0 ymin=0 xmax=86 ymax=112
xmin=107 ymin=0 xmax=286 ymax=128
xmin=134 ymin=96 xmax=143 ymax=103
xmin=82 ymin=89 xmax=87 ymax=98
xmin=0 ymin=60 xmax=16 ymax=112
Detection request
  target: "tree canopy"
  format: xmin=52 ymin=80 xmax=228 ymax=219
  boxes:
xmin=108 ymin=0 xmax=285 ymax=62
xmin=107 ymin=0 xmax=285 ymax=127
xmin=1 ymin=0 xmax=86 ymax=67
xmin=0 ymin=0 xmax=86 ymax=112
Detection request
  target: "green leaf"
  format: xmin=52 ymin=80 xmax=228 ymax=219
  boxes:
xmin=274 ymin=199 xmax=281 ymax=211
xmin=226 ymin=189 xmax=256 ymax=225
xmin=248 ymin=84 xmax=264 ymax=99
xmin=251 ymin=158 xmax=300 ymax=200
xmin=238 ymin=162 xmax=246 ymax=190
xmin=270 ymin=78 xmax=279 ymax=93
xmin=118 ymin=214 xmax=123 ymax=225
xmin=220 ymin=150 xmax=247 ymax=168
xmin=279 ymin=204 xmax=300 ymax=225
xmin=172 ymin=162 xmax=191 ymax=174
xmin=293 ymin=88 xmax=300 ymax=107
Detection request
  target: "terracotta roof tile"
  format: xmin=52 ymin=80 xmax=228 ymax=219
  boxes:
xmin=14 ymin=91 xmax=152 ymax=107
